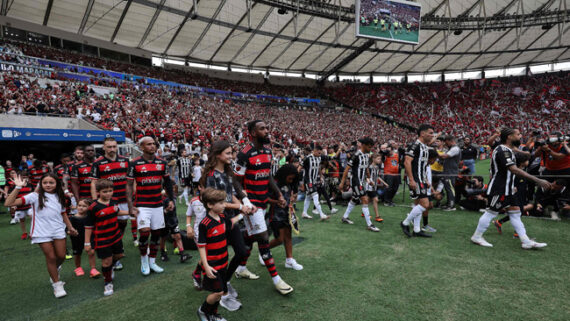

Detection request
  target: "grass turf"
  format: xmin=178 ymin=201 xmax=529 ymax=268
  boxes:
xmin=1 ymin=159 xmax=570 ymax=321
xmin=359 ymin=25 xmax=419 ymax=43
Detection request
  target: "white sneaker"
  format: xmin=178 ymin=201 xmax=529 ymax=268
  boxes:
xmin=149 ymin=262 xmax=164 ymax=273
xmin=220 ymin=295 xmax=242 ymax=311
xmin=133 ymin=240 xmax=139 ymax=247
xmin=522 ymin=240 xmax=548 ymax=249
xmin=103 ymin=282 xmax=114 ymax=296
xmin=471 ymin=235 xmax=493 ymax=247
xmin=235 ymin=267 xmax=260 ymax=280
xmin=330 ymin=208 xmax=339 ymax=214
xmin=9 ymin=218 xmax=18 ymax=225
xmin=141 ymin=256 xmax=150 ymax=276
xmin=312 ymin=209 xmax=319 ymax=215
xmin=227 ymin=282 xmax=238 ymax=299
xmin=285 ymin=259 xmax=303 ymax=271
xmin=52 ymin=281 xmax=67 ymax=298
xmin=258 ymin=254 xmax=265 ymax=266
xmin=301 ymin=213 xmax=313 ymax=219
xmin=367 ymin=224 xmax=380 ymax=232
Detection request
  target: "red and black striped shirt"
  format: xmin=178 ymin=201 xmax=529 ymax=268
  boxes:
xmin=197 ymin=213 xmax=230 ymax=271
xmin=54 ymin=164 xmax=67 ymax=181
xmin=71 ymin=161 xmax=94 ymax=199
xmin=234 ymin=144 xmax=272 ymax=208
xmin=85 ymin=201 xmax=122 ymax=249
xmin=29 ymin=165 xmax=48 ymax=187
xmin=9 ymin=183 xmax=33 ymax=211
xmin=127 ymin=156 xmax=169 ymax=208
xmin=90 ymin=155 xmax=129 ymax=204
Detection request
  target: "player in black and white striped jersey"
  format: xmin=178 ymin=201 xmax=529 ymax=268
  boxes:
xmin=401 ymin=124 xmax=435 ymax=238
xmin=339 ymin=137 xmax=380 ymax=232
xmin=471 ymin=127 xmax=552 ymax=249
xmin=176 ymin=150 xmax=193 ymax=205
xmin=301 ymin=145 xmax=329 ymax=221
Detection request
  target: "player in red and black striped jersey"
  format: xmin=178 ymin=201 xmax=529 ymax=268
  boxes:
xmin=126 ymin=137 xmax=174 ymax=276
xmin=53 ymin=153 xmax=72 ymax=185
xmin=29 ymin=160 xmax=49 ymax=188
xmin=197 ymin=188 xmax=242 ymax=321
xmin=70 ymin=145 xmax=96 ymax=202
xmin=84 ymin=179 xmax=129 ymax=296
xmin=233 ymin=120 xmax=293 ymax=295
xmin=90 ymin=138 xmax=137 ymax=254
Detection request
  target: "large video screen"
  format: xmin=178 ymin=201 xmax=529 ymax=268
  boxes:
xmin=356 ymin=0 xmax=421 ymax=45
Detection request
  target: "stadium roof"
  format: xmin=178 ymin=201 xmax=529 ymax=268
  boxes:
xmin=5 ymin=0 xmax=570 ymax=76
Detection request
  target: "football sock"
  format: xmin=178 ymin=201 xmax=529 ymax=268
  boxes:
xmin=413 ymin=214 xmax=422 ymax=233
xmin=271 ymin=275 xmax=282 ymax=285
xmin=508 ymin=210 xmax=528 ymax=241
xmin=403 ymin=204 xmax=425 ymax=226
xmin=498 ymin=216 xmax=510 ymax=224
xmin=131 ymin=219 xmax=138 ymax=240
xmin=118 ymin=219 xmax=127 ymax=236
xmin=183 ymin=187 xmax=189 ymax=204
xmin=475 ymin=211 xmax=497 ymax=235
xmin=312 ymin=193 xmax=326 ymax=217
xmin=258 ymin=241 xmax=278 ymax=277
xmin=423 ymin=215 xmax=429 ymax=226
xmin=102 ymin=265 xmax=112 ymax=283
xmin=193 ymin=263 xmax=203 ymax=276
xmin=149 ymin=230 xmax=161 ymax=258
xmin=343 ymin=201 xmax=356 ymax=219
xmin=303 ymin=194 xmax=311 ymax=214
xmin=138 ymin=230 xmax=150 ymax=256
xmin=362 ymin=205 xmax=372 ymax=226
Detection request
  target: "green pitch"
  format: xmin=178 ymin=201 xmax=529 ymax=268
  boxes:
xmin=359 ymin=25 xmax=419 ymax=43
xmin=2 ymin=159 xmax=570 ymax=321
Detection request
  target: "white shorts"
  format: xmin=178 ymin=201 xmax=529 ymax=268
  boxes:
xmin=137 ymin=207 xmax=165 ymax=230
xmin=243 ymin=208 xmax=267 ymax=236
xmin=117 ymin=203 xmax=129 ymax=221
xmin=15 ymin=209 xmax=32 ymax=220
xmin=31 ymin=231 xmax=67 ymax=244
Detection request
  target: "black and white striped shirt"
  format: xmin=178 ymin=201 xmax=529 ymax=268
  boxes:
xmin=367 ymin=164 xmax=380 ymax=191
xmin=177 ymin=157 xmax=192 ymax=179
xmin=348 ymin=150 xmax=369 ymax=187
xmin=303 ymin=154 xmax=321 ymax=184
xmin=271 ymin=156 xmax=281 ymax=177
xmin=487 ymin=145 xmax=516 ymax=196
xmin=406 ymin=140 xmax=429 ymax=185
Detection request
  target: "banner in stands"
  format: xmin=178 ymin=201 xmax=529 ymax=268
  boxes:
xmin=0 ymin=61 xmax=54 ymax=77
xmin=0 ymin=128 xmax=125 ymax=142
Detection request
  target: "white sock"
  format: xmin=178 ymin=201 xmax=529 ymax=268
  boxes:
xmin=236 ymin=265 xmax=246 ymax=273
xmin=413 ymin=214 xmax=421 ymax=233
xmin=403 ymin=204 xmax=425 ymax=226
xmin=303 ymin=194 xmax=311 ymax=214
xmin=183 ymin=187 xmax=189 ymax=203
xmin=312 ymin=193 xmax=326 ymax=217
xmin=508 ymin=211 xmax=528 ymax=241
xmin=362 ymin=205 xmax=372 ymax=226
xmin=271 ymin=275 xmax=282 ymax=285
xmin=475 ymin=211 xmax=497 ymax=235
xmin=140 ymin=255 xmax=148 ymax=264
xmin=286 ymin=257 xmax=294 ymax=264
xmin=149 ymin=257 xmax=156 ymax=265
xmin=343 ymin=201 xmax=356 ymax=219
xmin=222 ymin=293 xmax=230 ymax=299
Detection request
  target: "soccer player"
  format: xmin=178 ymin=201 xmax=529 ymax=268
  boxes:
xmin=233 ymin=120 xmax=294 ymax=295
xmin=196 ymin=188 xmax=242 ymax=321
xmin=84 ymin=179 xmax=129 ymax=296
xmin=29 ymin=159 xmax=48 ymax=187
xmin=373 ymin=17 xmax=379 ymax=30
xmin=471 ymin=128 xmax=551 ymax=249
xmin=339 ymin=137 xmax=380 ymax=232
xmin=127 ymin=137 xmax=175 ymax=275
xmin=70 ymin=145 xmax=96 ymax=202
xmin=176 ymin=149 xmax=193 ymax=205
xmin=401 ymin=124 xmax=435 ymax=238
xmin=90 ymin=138 xmax=136 ymax=271
xmin=301 ymin=145 xmax=330 ymax=220
xmin=5 ymin=173 xmax=78 ymax=298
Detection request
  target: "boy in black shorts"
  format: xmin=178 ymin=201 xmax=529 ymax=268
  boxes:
xmin=197 ymin=188 xmax=243 ymax=321
xmin=84 ymin=179 xmax=129 ymax=296
xmin=160 ymin=193 xmax=191 ymax=263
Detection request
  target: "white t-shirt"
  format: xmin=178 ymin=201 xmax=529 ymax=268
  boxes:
xmin=22 ymin=192 xmax=66 ymax=238
xmin=192 ymin=165 xmax=202 ymax=182
xmin=426 ymin=166 xmax=433 ymax=196
xmin=186 ymin=197 xmax=206 ymax=241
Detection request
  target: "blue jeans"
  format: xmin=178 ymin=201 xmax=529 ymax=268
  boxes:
xmin=463 ymin=159 xmax=475 ymax=174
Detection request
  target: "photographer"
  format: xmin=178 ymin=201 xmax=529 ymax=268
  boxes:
xmin=461 ymin=137 xmax=478 ymax=175
xmin=381 ymin=141 xmax=400 ymax=207
xmin=438 ymin=135 xmax=461 ymax=211
xmin=534 ymin=131 xmax=570 ymax=181
xmin=458 ymin=176 xmax=487 ymax=211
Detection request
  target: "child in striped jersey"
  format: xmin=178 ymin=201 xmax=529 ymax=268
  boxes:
xmin=366 ymin=154 xmax=388 ymax=223
xmin=186 ymin=186 xmax=207 ymax=290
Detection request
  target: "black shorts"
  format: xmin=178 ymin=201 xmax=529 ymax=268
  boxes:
xmin=487 ymin=194 xmax=518 ymax=213
xmin=202 ymin=267 xmax=228 ymax=293
xmin=351 ymin=184 xmax=367 ymax=199
xmin=366 ymin=190 xmax=378 ymax=199
xmin=95 ymin=239 xmax=124 ymax=259
xmin=180 ymin=176 xmax=192 ymax=187
xmin=409 ymin=182 xmax=429 ymax=200
xmin=163 ymin=213 xmax=180 ymax=235
xmin=304 ymin=182 xmax=317 ymax=195
xmin=71 ymin=234 xmax=94 ymax=256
